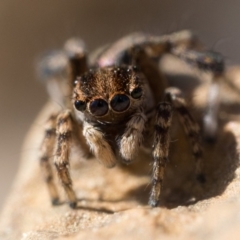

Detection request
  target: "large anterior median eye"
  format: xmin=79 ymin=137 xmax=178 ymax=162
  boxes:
xmin=110 ymin=94 xmax=130 ymax=112
xmin=89 ymin=99 xmax=108 ymax=116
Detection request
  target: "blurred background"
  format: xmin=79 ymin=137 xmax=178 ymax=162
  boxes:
xmin=1 ymin=0 xmax=240 ymax=209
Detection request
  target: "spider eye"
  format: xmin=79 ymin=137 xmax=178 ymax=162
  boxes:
xmin=131 ymin=87 xmax=142 ymax=99
xmin=74 ymin=100 xmax=86 ymax=111
xmin=89 ymin=99 xmax=108 ymax=116
xmin=110 ymin=94 xmax=130 ymax=112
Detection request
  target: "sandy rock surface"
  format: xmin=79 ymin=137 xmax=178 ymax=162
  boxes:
xmin=1 ymin=59 xmax=240 ymax=239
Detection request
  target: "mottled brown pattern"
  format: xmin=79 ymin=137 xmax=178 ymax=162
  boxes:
xmin=74 ymin=66 xmax=143 ymax=102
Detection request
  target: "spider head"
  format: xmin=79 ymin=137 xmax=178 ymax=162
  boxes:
xmin=73 ymin=66 xmax=146 ymax=123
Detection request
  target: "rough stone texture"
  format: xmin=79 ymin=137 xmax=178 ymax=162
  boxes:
xmin=1 ymin=58 xmax=240 ymax=239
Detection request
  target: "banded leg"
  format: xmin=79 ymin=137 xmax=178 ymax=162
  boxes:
xmin=165 ymin=87 xmax=205 ymax=182
xmin=120 ymin=108 xmax=147 ymax=163
xmin=39 ymin=114 xmax=59 ymax=205
xmin=96 ymin=30 xmax=199 ymax=68
xmin=54 ymin=110 xmax=77 ymax=208
xmin=149 ymin=102 xmax=172 ymax=207
xmin=83 ymin=122 xmax=117 ymax=168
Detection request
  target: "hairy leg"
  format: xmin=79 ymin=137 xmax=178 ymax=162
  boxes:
xmin=39 ymin=113 xmax=59 ymax=205
xmin=149 ymin=102 xmax=172 ymax=207
xmin=54 ymin=110 xmax=77 ymax=208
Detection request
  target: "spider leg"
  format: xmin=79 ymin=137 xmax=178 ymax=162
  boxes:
xmin=149 ymin=102 xmax=172 ymax=207
xmin=119 ymin=108 xmax=147 ymax=163
xmin=64 ymin=38 xmax=88 ymax=86
xmin=171 ymin=48 xmax=224 ymax=142
xmin=54 ymin=110 xmax=77 ymax=208
xmin=65 ymin=38 xmax=93 ymax=158
xmin=145 ymin=34 xmax=224 ymax=142
xmin=165 ymin=87 xmax=205 ymax=183
xmin=202 ymin=76 xmax=221 ymax=142
xmin=83 ymin=122 xmax=117 ymax=168
xmin=40 ymin=111 xmax=91 ymax=207
xmin=37 ymin=50 xmax=69 ymax=107
xmin=96 ymin=30 xmax=199 ymax=68
xmin=38 ymin=38 xmax=88 ymax=108
xmin=39 ymin=113 xmax=60 ymax=205
xmin=64 ymin=38 xmax=89 ymax=109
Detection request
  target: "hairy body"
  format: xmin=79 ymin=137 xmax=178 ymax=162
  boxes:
xmin=38 ymin=30 xmax=224 ymax=208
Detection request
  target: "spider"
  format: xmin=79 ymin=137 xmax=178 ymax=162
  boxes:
xmin=38 ymin=30 xmax=224 ymax=208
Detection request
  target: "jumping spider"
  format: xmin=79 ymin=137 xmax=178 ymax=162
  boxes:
xmin=38 ymin=30 xmax=224 ymax=208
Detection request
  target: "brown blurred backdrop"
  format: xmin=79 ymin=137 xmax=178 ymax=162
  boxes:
xmin=1 ymin=0 xmax=240 ymax=209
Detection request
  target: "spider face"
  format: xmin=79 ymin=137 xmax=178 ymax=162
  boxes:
xmin=73 ymin=66 xmax=145 ymax=123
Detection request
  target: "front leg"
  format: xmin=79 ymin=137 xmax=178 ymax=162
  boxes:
xmin=149 ymin=102 xmax=172 ymax=207
xmin=119 ymin=109 xmax=147 ymax=163
xmin=83 ymin=122 xmax=117 ymax=168
xmin=54 ymin=110 xmax=77 ymax=208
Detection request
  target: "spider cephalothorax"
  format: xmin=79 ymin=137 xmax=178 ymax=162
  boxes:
xmin=73 ymin=66 xmax=148 ymax=123
xmin=38 ymin=30 xmax=224 ymax=208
